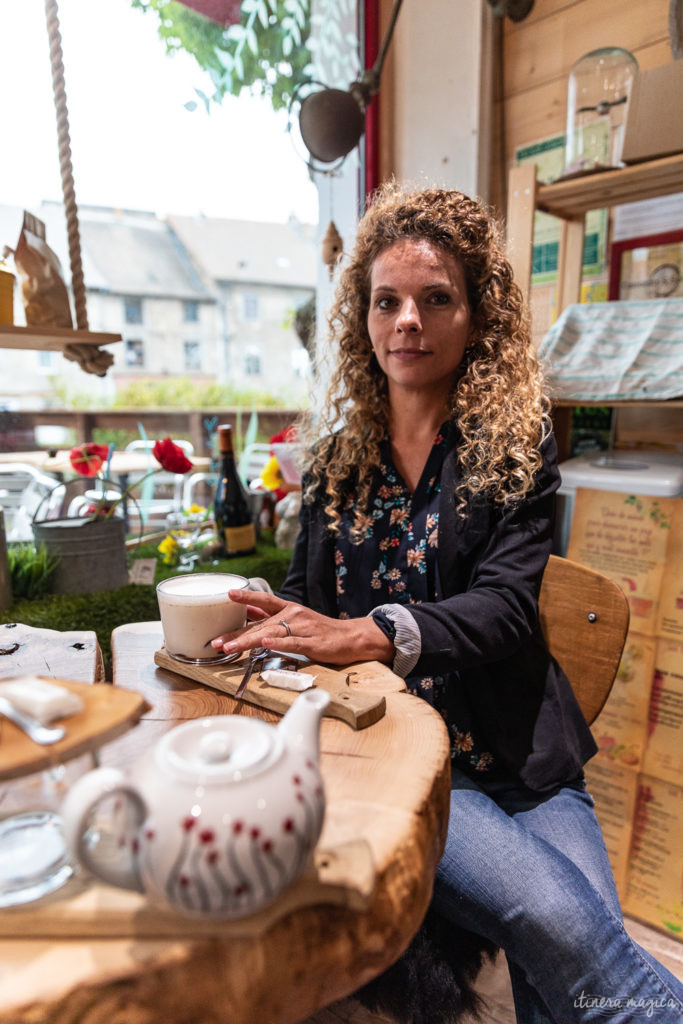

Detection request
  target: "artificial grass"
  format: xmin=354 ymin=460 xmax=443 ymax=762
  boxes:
xmin=1 ymin=540 xmax=294 ymax=678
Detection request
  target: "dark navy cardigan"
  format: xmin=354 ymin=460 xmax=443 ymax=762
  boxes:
xmin=279 ymin=429 xmax=597 ymax=792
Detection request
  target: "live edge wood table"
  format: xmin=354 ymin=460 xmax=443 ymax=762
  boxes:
xmin=0 ymin=621 xmax=451 ymax=1024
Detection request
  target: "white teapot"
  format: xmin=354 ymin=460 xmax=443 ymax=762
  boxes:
xmin=62 ymin=688 xmax=330 ymax=919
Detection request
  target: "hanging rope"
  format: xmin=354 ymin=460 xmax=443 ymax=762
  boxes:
xmin=44 ymin=0 xmax=87 ymax=331
xmin=44 ymin=0 xmax=113 ymax=375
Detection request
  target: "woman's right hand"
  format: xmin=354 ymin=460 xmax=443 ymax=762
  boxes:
xmin=211 ymin=589 xmax=395 ymax=667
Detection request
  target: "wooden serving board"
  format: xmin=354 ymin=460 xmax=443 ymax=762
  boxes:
xmin=153 ymin=649 xmax=387 ymax=729
xmin=0 ymin=838 xmax=376 ymax=940
xmin=0 ymin=678 xmax=150 ymax=780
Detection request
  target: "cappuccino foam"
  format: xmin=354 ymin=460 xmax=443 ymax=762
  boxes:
xmin=158 ymin=574 xmax=247 ymax=602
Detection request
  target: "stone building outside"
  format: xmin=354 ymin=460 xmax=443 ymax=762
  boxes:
xmin=0 ymin=201 xmax=316 ymax=410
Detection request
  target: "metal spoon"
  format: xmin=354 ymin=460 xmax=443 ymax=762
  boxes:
xmin=234 ymin=647 xmax=270 ymax=700
xmin=0 ymin=696 xmax=66 ymax=745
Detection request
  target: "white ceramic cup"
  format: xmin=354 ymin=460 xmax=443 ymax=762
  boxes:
xmin=156 ymin=572 xmax=249 ymax=664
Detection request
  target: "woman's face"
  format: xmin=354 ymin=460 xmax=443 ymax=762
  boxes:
xmin=367 ymin=238 xmax=472 ymax=404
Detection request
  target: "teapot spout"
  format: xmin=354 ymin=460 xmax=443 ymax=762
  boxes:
xmin=278 ymin=688 xmax=330 ymax=761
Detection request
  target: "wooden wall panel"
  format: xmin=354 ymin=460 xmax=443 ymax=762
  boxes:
xmin=506 ymin=0 xmax=583 ymax=27
xmin=503 ymin=0 xmax=670 ymax=98
xmin=491 ymin=0 xmax=676 ymax=211
xmin=494 ymin=0 xmax=682 ymax=457
xmin=499 ymin=38 xmax=674 ymax=168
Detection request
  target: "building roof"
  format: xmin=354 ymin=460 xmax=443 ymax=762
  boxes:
xmin=0 ymin=202 xmax=212 ymax=301
xmin=168 ymin=214 xmax=317 ymax=289
xmin=78 ymin=209 xmax=211 ymax=299
xmin=0 ymin=203 xmax=317 ymax=301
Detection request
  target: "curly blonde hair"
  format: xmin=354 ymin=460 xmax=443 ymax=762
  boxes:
xmin=302 ymin=181 xmax=549 ymax=535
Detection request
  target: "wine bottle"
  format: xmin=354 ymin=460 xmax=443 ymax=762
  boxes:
xmin=213 ymin=424 xmax=257 ymax=557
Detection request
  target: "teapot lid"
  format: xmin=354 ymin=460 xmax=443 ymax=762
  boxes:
xmin=156 ymin=716 xmax=283 ymax=783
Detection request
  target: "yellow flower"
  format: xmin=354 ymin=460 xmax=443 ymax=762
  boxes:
xmin=185 ymin=503 xmax=206 ymax=516
xmin=158 ymin=534 xmax=178 ymax=565
xmin=260 ymin=456 xmax=284 ymax=491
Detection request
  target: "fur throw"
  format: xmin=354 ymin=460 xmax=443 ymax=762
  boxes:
xmin=354 ymin=909 xmax=498 ymax=1024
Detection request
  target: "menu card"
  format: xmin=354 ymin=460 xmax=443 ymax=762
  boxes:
xmin=656 ymin=502 xmax=683 ymax=641
xmin=584 ymin=758 xmax=639 ymax=896
xmin=590 ymin=633 xmax=657 ymax=772
xmin=567 ymin=489 xmax=682 ymax=935
xmin=567 ymin=488 xmax=676 ymax=637
xmin=623 ymin=776 xmax=683 ymax=938
xmin=641 ymin=639 xmax=683 ymax=787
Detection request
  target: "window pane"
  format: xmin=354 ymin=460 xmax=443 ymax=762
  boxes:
xmin=184 ymin=341 xmax=201 ymax=371
xmin=244 ymin=347 xmax=261 ymax=376
xmin=243 ymin=294 xmax=259 ymax=321
xmin=183 ymin=300 xmax=199 ymax=323
xmin=124 ymin=297 xmax=143 ymax=324
xmin=125 ymin=339 xmax=144 ymax=367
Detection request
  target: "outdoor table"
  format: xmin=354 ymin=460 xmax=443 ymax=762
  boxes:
xmin=0 ymin=620 xmax=451 ymax=1024
xmin=0 ymin=448 xmax=211 ymax=482
xmin=0 ymin=450 xmax=213 ymax=527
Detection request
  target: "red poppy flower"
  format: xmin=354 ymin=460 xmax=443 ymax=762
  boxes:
xmin=69 ymin=443 xmax=110 ymax=477
xmin=269 ymin=425 xmax=298 ymax=445
xmin=152 ymin=437 xmax=193 ymax=474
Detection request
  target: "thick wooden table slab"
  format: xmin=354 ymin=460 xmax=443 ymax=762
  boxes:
xmin=0 ymin=621 xmax=451 ymax=1024
xmin=0 ymin=622 xmax=105 ymax=683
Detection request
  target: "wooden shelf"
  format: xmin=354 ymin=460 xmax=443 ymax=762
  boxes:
xmin=507 ymin=155 xmax=683 ymax=460
xmin=507 ymin=154 xmax=683 ymax=305
xmin=0 ymin=324 xmax=122 ymax=351
xmin=535 ymin=152 xmax=683 ymax=220
xmin=554 ymin=398 xmax=683 ymax=409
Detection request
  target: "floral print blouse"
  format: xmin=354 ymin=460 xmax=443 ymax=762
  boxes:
xmin=334 ymin=423 xmax=499 ymax=777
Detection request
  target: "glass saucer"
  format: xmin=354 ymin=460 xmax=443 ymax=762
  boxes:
xmin=166 ymin=650 xmax=241 ymax=666
xmin=0 ymin=811 xmax=74 ymax=907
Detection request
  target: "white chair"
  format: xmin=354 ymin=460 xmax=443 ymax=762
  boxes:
xmin=238 ymin=442 xmax=273 ymax=485
xmin=67 ymin=486 xmax=125 ymax=519
xmin=184 ymin=441 xmax=272 ymax=513
xmin=182 ymin=471 xmax=216 ymax=510
xmin=123 ymin=439 xmax=195 ymax=523
xmin=0 ymin=463 xmax=65 ymax=541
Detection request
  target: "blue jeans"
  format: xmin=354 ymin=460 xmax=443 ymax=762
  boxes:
xmin=432 ymin=769 xmax=683 ymax=1023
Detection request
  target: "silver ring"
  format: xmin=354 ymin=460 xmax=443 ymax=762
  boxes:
xmin=280 ymin=619 xmax=292 ymax=637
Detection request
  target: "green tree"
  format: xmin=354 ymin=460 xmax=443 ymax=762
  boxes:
xmin=130 ymin=0 xmax=312 ymax=112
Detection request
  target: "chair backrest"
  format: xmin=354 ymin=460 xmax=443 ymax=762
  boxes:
xmin=0 ymin=463 xmax=60 ymax=507
xmin=183 ymin=471 xmax=216 ymax=510
xmin=123 ymin=439 xmax=195 ymax=520
xmin=124 ymin=439 xmax=194 ymax=457
xmin=538 ymin=555 xmax=630 ymax=725
xmin=0 ymin=463 xmax=65 ymax=540
xmin=238 ymin=442 xmax=273 ymax=485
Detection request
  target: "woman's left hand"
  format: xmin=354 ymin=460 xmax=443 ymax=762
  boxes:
xmin=210 ymin=588 xmax=394 ymax=666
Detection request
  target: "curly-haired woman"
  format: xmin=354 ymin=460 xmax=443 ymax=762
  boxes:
xmin=213 ymin=183 xmax=683 ymax=1023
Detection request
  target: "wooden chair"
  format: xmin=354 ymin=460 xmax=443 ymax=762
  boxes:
xmin=538 ymin=554 xmax=630 ymax=724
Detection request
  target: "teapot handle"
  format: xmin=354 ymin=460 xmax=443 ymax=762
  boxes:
xmin=61 ymin=766 xmax=147 ymax=893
